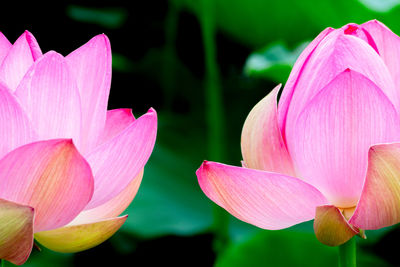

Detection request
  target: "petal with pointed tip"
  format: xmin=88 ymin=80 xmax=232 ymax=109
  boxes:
xmin=0 ymin=199 xmax=34 ymax=265
xmin=349 ymin=143 xmax=400 ymax=229
xmin=0 ymin=139 xmax=94 ymax=232
xmin=0 ymin=83 xmax=36 ymax=159
xmin=0 ymin=31 xmax=42 ymax=91
xmin=314 ymin=205 xmax=358 ymax=246
xmin=288 ymin=70 xmax=400 ymax=208
xmin=70 ymin=170 xmax=143 ymax=224
xmin=95 ymin=108 xmax=135 ymax=147
xmin=241 ymin=84 xmax=295 ymax=176
xmin=15 ymin=51 xmax=82 ymax=145
xmin=85 ymin=109 xmax=157 ymax=209
xmin=196 ymin=161 xmax=327 ymax=230
xmin=66 ymin=34 xmax=111 ymax=153
xmin=0 ymin=32 xmax=11 ymax=65
xmin=35 ymin=216 xmax=127 ymax=253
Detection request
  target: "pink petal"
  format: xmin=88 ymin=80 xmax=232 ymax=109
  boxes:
xmin=278 ymin=27 xmax=334 ymax=131
xmin=0 ymin=31 xmax=42 ymax=91
xmin=15 ymin=51 xmax=82 ymax=145
xmin=280 ymin=28 xmax=399 ymax=141
xmin=196 ymin=161 xmax=327 ymax=230
xmin=361 ymin=20 xmax=400 ymax=108
xmin=70 ymin=170 xmax=143 ymax=224
xmin=0 ymin=83 xmax=37 ymax=159
xmin=349 ymin=143 xmax=400 ymax=229
xmin=0 ymin=199 xmax=34 ymax=265
xmin=0 ymin=32 xmax=12 ymax=65
xmin=95 ymin=108 xmax=135 ymax=147
xmin=241 ymin=84 xmax=295 ymax=176
xmin=314 ymin=205 xmax=358 ymax=246
xmin=66 ymin=34 xmax=111 ymax=153
xmin=84 ymin=108 xmax=157 ymax=209
xmin=288 ymin=69 xmax=400 ymax=208
xmin=0 ymin=139 xmax=94 ymax=232
xmin=35 ymin=216 xmax=127 ymax=253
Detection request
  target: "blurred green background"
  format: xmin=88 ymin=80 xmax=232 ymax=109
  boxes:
xmin=3 ymin=0 xmax=400 ymax=266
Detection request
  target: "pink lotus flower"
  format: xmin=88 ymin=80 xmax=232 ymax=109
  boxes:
xmin=197 ymin=20 xmax=400 ymax=246
xmin=0 ymin=32 xmax=157 ymax=265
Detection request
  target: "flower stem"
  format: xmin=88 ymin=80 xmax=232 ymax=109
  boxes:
xmin=199 ymin=0 xmax=229 ymax=252
xmin=339 ymin=238 xmax=356 ymax=267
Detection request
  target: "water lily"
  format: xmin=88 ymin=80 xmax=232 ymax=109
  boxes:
xmin=0 ymin=32 xmax=157 ymax=265
xmin=196 ymin=20 xmax=400 ymax=247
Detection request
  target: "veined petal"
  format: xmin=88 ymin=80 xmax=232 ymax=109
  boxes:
xmin=35 ymin=216 xmax=127 ymax=253
xmin=241 ymin=84 xmax=295 ymax=176
xmin=84 ymin=108 xmax=157 ymax=209
xmin=196 ymin=161 xmax=327 ymax=230
xmin=66 ymin=34 xmax=111 ymax=153
xmin=288 ymin=70 xmax=400 ymax=208
xmin=314 ymin=205 xmax=358 ymax=246
xmin=282 ymin=29 xmax=399 ymax=141
xmin=0 ymin=83 xmax=37 ymax=159
xmin=362 ymin=20 xmax=400 ymax=107
xmin=15 ymin=51 xmax=82 ymax=145
xmin=0 ymin=31 xmax=42 ymax=91
xmin=349 ymin=143 xmax=400 ymax=229
xmin=70 ymin=170 xmax=143 ymax=224
xmin=95 ymin=108 xmax=135 ymax=147
xmin=0 ymin=139 xmax=94 ymax=232
xmin=0 ymin=32 xmax=12 ymax=65
xmin=0 ymin=199 xmax=34 ymax=265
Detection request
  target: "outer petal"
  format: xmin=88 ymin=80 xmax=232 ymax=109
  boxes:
xmin=349 ymin=143 xmax=400 ymax=229
xmin=35 ymin=216 xmax=126 ymax=253
xmin=0 ymin=199 xmax=34 ymax=265
xmin=0 ymin=32 xmax=12 ymax=65
xmin=0 ymin=83 xmax=37 ymax=159
xmin=288 ymin=70 xmax=400 ymax=208
xmin=0 ymin=139 xmax=94 ymax=232
xmin=196 ymin=161 xmax=327 ymax=230
xmin=66 ymin=34 xmax=111 ymax=153
xmin=0 ymin=31 xmax=42 ymax=91
xmin=362 ymin=20 xmax=400 ymax=107
xmin=278 ymin=27 xmax=334 ymax=130
xmin=70 ymin=170 xmax=143 ymax=224
xmin=281 ymin=28 xmax=399 ymax=140
xmin=84 ymin=108 xmax=157 ymax=209
xmin=15 ymin=51 xmax=82 ymax=145
xmin=314 ymin=205 xmax=358 ymax=246
xmin=241 ymin=84 xmax=295 ymax=176
xmin=95 ymin=108 xmax=135 ymax=147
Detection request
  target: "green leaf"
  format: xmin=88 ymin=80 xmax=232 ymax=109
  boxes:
xmin=15 ymin=247 xmax=73 ymax=267
xmin=244 ymin=42 xmax=308 ymax=83
xmin=121 ymin=112 xmax=214 ymax=238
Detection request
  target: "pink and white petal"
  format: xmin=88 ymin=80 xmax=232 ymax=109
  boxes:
xmin=0 ymin=31 xmax=42 ymax=91
xmin=288 ymin=70 xmax=400 ymax=208
xmin=95 ymin=108 xmax=135 ymax=147
xmin=66 ymin=34 xmax=111 ymax=153
xmin=241 ymin=84 xmax=295 ymax=176
xmin=196 ymin=161 xmax=327 ymax=230
xmin=0 ymin=199 xmax=34 ymax=265
xmin=0 ymin=139 xmax=94 ymax=232
xmin=0 ymin=83 xmax=37 ymax=159
xmin=15 ymin=51 xmax=82 ymax=145
xmin=282 ymin=29 xmax=399 ymax=140
xmin=278 ymin=27 xmax=334 ymax=131
xmin=0 ymin=32 xmax=12 ymax=65
xmin=84 ymin=109 xmax=157 ymax=209
xmin=70 ymin=170 xmax=143 ymax=224
xmin=314 ymin=205 xmax=358 ymax=247
xmin=362 ymin=20 xmax=400 ymax=106
xmin=349 ymin=143 xmax=400 ymax=229
xmin=35 ymin=216 xmax=127 ymax=253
